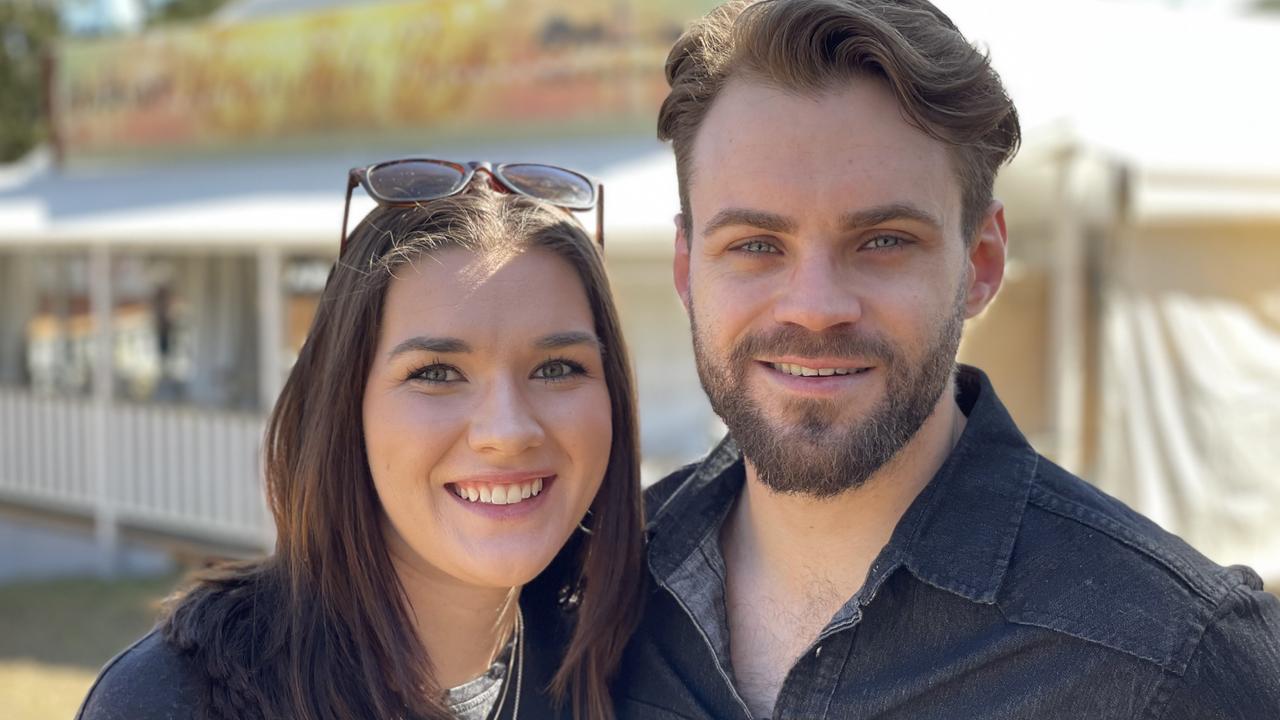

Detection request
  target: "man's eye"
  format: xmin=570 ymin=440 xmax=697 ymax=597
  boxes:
xmin=411 ymin=364 xmax=462 ymax=383
xmin=533 ymin=360 xmax=585 ymax=382
xmin=864 ymin=235 xmax=904 ymax=250
xmin=739 ymin=240 xmax=779 ymax=254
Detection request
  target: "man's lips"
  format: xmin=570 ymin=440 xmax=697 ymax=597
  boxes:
xmin=760 ymin=357 xmax=875 ymax=378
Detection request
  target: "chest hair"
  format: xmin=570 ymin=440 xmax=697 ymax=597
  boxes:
xmin=726 ymin=572 xmax=847 ymax=718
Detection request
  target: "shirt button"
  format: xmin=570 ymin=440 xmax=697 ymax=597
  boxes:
xmin=814 ymin=645 xmax=823 ymax=658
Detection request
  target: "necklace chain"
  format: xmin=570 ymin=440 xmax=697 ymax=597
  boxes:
xmin=489 ymin=606 xmax=523 ymax=720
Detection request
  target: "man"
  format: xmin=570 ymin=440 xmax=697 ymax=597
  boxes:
xmin=617 ymin=1 xmax=1280 ymax=718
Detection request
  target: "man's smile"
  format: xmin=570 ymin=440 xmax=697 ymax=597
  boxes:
xmin=755 ymin=359 xmax=879 ymax=398
xmin=766 ymin=361 xmax=873 ymax=377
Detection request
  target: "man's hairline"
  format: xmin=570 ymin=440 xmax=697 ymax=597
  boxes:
xmin=675 ymin=73 xmax=985 ymax=248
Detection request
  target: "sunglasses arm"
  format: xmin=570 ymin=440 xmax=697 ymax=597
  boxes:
xmin=596 ymin=182 xmax=605 ymax=249
xmin=340 ymin=173 xmax=359 ymax=256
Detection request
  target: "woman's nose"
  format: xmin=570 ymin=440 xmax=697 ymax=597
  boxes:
xmin=467 ymin=379 xmax=546 ymax=455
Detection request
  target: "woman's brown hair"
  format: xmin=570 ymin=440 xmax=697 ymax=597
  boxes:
xmin=162 ymin=187 xmax=645 ymax=720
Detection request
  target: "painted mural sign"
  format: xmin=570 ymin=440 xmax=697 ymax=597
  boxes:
xmin=54 ymin=0 xmax=712 ymax=158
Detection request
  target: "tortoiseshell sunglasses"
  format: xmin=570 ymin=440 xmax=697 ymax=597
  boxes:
xmin=340 ymin=159 xmax=603 ymax=256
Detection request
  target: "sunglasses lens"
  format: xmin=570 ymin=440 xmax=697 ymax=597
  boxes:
xmin=499 ymin=164 xmax=596 ymax=209
xmin=367 ymin=160 xmax=466 ymax=201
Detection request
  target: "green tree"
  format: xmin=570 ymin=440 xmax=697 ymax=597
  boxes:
xmin=0 ymin=0 xmax=59 ymax=162
xmin=1251 ymin=0 xmax=1280 ymax=12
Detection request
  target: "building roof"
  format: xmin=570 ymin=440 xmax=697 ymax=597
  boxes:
xmin=0 ymin=136 xmax=677 ymax=250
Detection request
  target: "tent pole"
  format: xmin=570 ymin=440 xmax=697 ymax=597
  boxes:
xmin=1048 ymin=147 xmax=1086 ymax=475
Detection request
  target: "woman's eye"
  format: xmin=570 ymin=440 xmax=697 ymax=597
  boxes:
xmin=411 ymin=364 xmax=462 ymax=383
xmin=864 ymin=235 xmax=904 ymax=250
xmin=533 ymin=360 xmax=583 ymax=381
xmin=739 ymin=239 xmax=780 ymax=254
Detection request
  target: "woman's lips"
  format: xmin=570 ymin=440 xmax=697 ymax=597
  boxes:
xmin=449 ymin=476 xmax=545 ymax=505
xmin=443 ymin=474 xmax=557 ymax=518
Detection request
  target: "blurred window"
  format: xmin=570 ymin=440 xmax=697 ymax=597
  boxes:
xmin=7 ymin=250 xmax=261 ymax=410
xmin=283 ymin=255 xmax=331 ymax=368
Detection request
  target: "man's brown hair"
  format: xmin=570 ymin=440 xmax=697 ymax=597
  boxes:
xmin=658 ymin=0 xmax=1022 ymax=242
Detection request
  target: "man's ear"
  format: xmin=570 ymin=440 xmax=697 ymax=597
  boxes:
xmin=964 ymin=200 xmax=1008 ymax=318
xmin=673 ymin=213 xmax=692 ymax=313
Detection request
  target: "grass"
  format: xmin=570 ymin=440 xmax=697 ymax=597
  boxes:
xmin=0 ymin=573 xmax=185 ymax=720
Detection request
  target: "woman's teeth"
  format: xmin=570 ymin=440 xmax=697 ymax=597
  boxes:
xmin=452 ymin=477 xmax=544 ymax=505
xmin=771 ymin=362 xmax=863 ymax=377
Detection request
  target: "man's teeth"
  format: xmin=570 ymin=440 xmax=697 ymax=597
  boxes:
xmin=770 ymin=362 xmax=860 ymax=377
xmin=453 ymin=477 xmax=544 ymax=505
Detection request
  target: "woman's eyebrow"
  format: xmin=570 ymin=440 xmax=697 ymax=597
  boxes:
xmin=536 ymin=331 xmax=601 ymax=350
xmin=389 ymin=336 xmax=471 ymax=358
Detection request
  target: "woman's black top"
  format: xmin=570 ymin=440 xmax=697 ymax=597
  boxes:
xmin=76 ymin=562 xmax=578 ymax=720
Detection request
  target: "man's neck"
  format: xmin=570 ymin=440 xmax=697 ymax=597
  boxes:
xmin=720 ymin=384 xmax=967 ymax=718
xmin=726 ymin=385 xmax=966 ymax=596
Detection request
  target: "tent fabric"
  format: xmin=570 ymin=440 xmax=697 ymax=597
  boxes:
xmin=1096 ymin=290 xmax=1280 ymax=581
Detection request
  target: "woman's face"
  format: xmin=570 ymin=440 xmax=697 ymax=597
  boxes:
xmin=363 ymin=246 xmax=612 ymax=589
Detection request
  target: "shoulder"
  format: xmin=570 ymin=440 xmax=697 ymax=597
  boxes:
xmin=998 ymin=456 xmax=1278 ymax=677
xmin=1152 ymin=580 xmax=1280 ymax=718
xmin=76 ymin=630 xmax=203 ymax=720
xmin=642 ymin=460 xmax=702 ymax=522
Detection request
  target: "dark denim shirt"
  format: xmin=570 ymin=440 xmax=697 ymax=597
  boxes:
xmin=618 ymin=366 xmax=1280 ymax=720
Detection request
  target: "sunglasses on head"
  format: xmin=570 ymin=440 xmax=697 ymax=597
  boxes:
xmin=341 ymin=159 xmax=604 ymax=256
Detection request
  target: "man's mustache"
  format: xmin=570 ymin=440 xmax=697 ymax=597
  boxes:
xmin=731 ymin=326 xmax=897 ymax=365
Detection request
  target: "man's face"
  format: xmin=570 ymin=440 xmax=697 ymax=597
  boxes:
xmin=676 ymin=76 xmax=1001 ymax=497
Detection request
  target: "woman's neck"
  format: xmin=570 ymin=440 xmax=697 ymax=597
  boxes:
xmin=387 ymin=539 xmax=520 ymax=690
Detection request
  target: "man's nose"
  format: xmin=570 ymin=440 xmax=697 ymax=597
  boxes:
xmin=771 ymin=250 xmax=863 ymax=333
xmin=467 ymin=379 xmax=545 ymax=455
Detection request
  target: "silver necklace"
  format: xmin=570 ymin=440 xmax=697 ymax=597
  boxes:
xmin=488 ymin=606 xmax=524 ymax=720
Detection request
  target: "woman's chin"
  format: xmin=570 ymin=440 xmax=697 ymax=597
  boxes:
xmin=446 ymin=534 xmax=569 ymax=589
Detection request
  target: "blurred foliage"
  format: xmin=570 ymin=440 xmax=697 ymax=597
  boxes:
xmin=0 ymin=0 xmax=59 ymax=163
xmin=148 ymin=0 xmax=230 ymax=26
xmin=1251 ymin=0 xmax=1280 ymax=11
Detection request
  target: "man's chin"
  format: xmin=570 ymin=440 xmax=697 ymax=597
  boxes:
xmin=760 ymin=405 xmax=870 ymax=441
xmin=750 ymin=463 xmax=866 ymax=499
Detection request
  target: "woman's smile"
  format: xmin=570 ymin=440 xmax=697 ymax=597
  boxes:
xmin=447 ymin=472 xmax=551 ymax=505
xmin=444 ymin=475 xmax=557 ymax=521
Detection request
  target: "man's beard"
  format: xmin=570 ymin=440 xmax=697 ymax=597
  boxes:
xmin=690 ymin=294 xmax=965 ymax=499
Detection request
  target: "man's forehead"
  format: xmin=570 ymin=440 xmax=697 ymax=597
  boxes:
xmin=686 ymin=77 xmax=961 ymax=234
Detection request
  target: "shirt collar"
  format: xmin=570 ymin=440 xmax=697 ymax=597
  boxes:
xmin=646 ymin=365 xmax=1038 ymax=604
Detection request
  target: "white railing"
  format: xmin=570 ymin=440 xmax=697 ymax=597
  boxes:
xmin=0 ymin=386 xmax=271 ymax=550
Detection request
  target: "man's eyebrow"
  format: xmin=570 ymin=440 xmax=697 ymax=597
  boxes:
xmin=536 ymin=331 xmax=601 ymax=350
xmin=389 ymin=336 xmax=470 ymax=358
xmin=701 ymin=208 xmax=797 ymax=237
xmin=842 ymin=203 xmax=943 ymax=231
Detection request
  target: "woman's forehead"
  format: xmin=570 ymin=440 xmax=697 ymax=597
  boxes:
xmin=378 ymin=247 xmax=597 ymax=351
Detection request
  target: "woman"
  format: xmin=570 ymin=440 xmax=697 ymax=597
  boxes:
xmin=77 ymin=160 xmax=646 ymax=720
